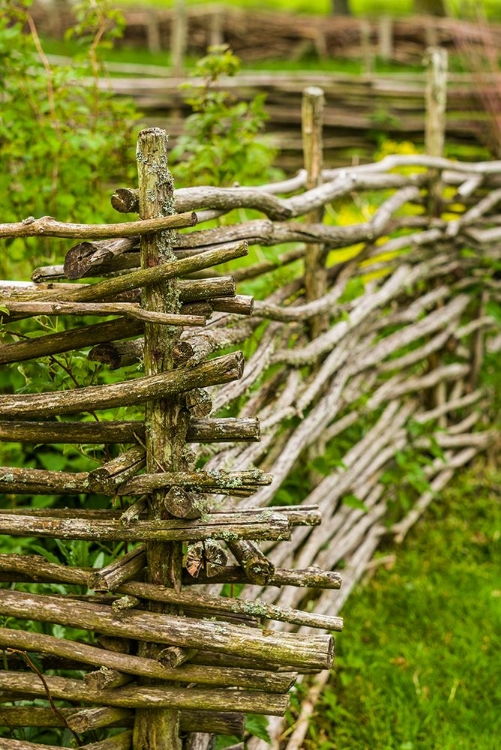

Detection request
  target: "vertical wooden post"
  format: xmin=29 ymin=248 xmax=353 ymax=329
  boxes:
xmin=171 ymin=0 xmax=187 ymax=77
xmin=302 ymin=86 xmax=327 ymax=340
xmin=425 ymin=47 xmax=448 ymax=165
xmin=379 ymin=16 xmax=393 ymax=62
xmin=209 ymin=4 xmax=224 ymax=48
xmin=147 ymin=10 xmax=162 ymax=55
xmin=133 ymin=128 xmax=184 ymax=750
xmin=425 ymin=49 xmax=448 ymax=419
xmin=360 ymin=21 xmax=373 ymax=75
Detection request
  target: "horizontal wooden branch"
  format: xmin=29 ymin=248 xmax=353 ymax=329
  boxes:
xmin=0 ymin=241 xmax=248 ymax=306
xmin=0 ymin=351 xmax=244 ymax=417
xmin=0 ymin=708 xmax=244 ymax=736
xmin=227 ymin=539 xmax=275 ymax=585
xmin=0 ymin=589 xmax=334 ymax=670
xmin=2 ymin=301 xmax=206 ymax=327
xmin=0 ymin=317 xmax=143 ymax=365
xmin=88 ymin=447 xmax=146 ymax=494
xmin=89 ymin=544 xmax=146 ymax=591
xmin=182 ymin=565 xmax=343 ymax=589
xmin=0 ymin=627 xmax=294 ymax=693
xmin=0 ymin=211 xmax=197 ymax=239
xmin=209 ymin=295 xmax=254 ymax=315
xmin=117 ymin=580 xmax=343 ymax=631
xmin=63 ymin=237 xmax=137 ymax=279
xmin=0 ymin=553 xmax=90 ymax=585
xmin=0 ymin=420 xmax=145 ymax=444
xmin=118 ymin=468 xmax=272 ymax=495
xmin=0 ymin=510 xmax=291 ymax=542
xmin=0 ymin=733 xmax=132 ymax=750
xmin=186 ymin=418 xmax=260 ymax=443
xmin=0 ymin=672 xmax=289 ymax=716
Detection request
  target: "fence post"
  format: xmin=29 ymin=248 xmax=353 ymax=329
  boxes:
xmin=425 ymin=48 xmax=448 ymax=419
xmin=379 ymin=16 xmax=394 ymax=62
xmin=425 ymin=47 xmax=448 ymax=166
xmin=171 ymin=0 xmax=187 ymax=77
xmin=302 ymin=86 xmax=328 ymax=339
xmin=133 ymin=128 xmax=183 ymax=750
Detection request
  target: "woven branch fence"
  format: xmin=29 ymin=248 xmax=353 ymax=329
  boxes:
xmin=1 ymin=82 xmax=501 ymax=749
xmin=32 ymin=3 xmax=501 ymax=64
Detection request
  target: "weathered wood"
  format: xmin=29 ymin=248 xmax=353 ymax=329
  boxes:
xmin=0 ymin=420 xmax=145 ymax=445
xmin=116 ymin=580 xmax=343 ymax=631
xmin=184 ymin=388 xmax=213 ymax=417
xmin=0 ymin=212 xmax=197 ymax=239
xmin=0 ymin=627 xmax=295 ymax=692
xmin=227 ymin=540 xmax=275 ymax=585
xmin=0 ymin=735 xmax=131 ymax=750
xmin=208 ymin=295 xmax=254 ymax=315
xmin=84 ymin=668 xmax=132 ymax=691
xmin=0 ymin=510 xmax=291 ymax=542
xmin=88 ymin=339 xmax=144 ymax=370
xmin=302 ymin=86 xmax=328 ymax=339
xmin=120 ymin=497 xmax=149 ymax=526
xmin=65 ymin=240 xmax=248 ymax=303
xmin=157 ymin=646 xmax=196 ymax=668
xmin=186 ymin=418 xmax=260 ymax=443
xmin=0 ymin=467 xmax=272 ymax=497
xmin=0 ymin=554 xmax=90 ymax=585
xmin=0 ymin=672 xmax=290 ymax=715
xmin=113 ymin=595 xmax=142 ymax=612
xmin=112 ymin=188 xmax=140 ymax=214
xmin=0 ymin=317 xmax=143 ymax=365
xmin=0 ymin=589 xmax=334 ymax=670
xmin=2 ymin=301 xmax=206 ymax=327
xmin=89 ymin=545 xmax=147 ymax=592
xmin=184 ymin=540 xmax=228 ymax=579
xmin=0 ymin=707 xmax=245 ymax=736
xmin=163 ymin=486 xmax=207 ymax=519
xmin=64 ymin=237 xmax=137 ymax=279
xmin=68 ymin=707 xmax=133 ymax=732
xmin=0 ymin=351 xmax=244 ymax=417
xmin=182 ymin=565 xmax=343 ymax=589
xmin=177 ymin=277 xmax=236 ymax=301
xmin=118 ymin=469 xmax=273 ymax=495
xmin=88 ymin=447 xmax=146 ymax=494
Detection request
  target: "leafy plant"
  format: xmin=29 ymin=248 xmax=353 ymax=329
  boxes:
xmin=0 ymin=0 xmax=140 ymax=275
xmin=170 ymin=45 xmax=279 ymax=187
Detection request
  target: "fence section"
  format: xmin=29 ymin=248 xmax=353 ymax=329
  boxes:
xmin=1 ymin=119 xmax=501 ymax=748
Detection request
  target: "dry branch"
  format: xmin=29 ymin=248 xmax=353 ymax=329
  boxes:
xmin=0 ymin=212 xmax=197 ymax=239
xmin=0 ymin=351 xmax=244 ymax=417
xmin=0 ymin=589 xmax=334 ymax=671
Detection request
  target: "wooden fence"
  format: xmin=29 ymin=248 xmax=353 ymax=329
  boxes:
xmin=1 ymin=90 xmax=501 ymax=748
xmin=101 ymin=67 xmax=501 ymax=168
xmin=32 ymin=3 xmax=501 ymax=64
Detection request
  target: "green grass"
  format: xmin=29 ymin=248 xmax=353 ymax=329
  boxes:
xmin=303 ymin=460 xmax=501 ymax=750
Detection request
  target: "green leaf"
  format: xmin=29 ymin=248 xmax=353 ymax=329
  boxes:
xmin=37 ymin=452 xmax=69 ymax=472
xmin=342 ymin=494 xmax=368 ymax=513
xmin=245 ymin=714 xmax=271 ymax=743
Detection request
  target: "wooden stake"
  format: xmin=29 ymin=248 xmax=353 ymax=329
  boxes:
xmin=134 ymin=126 xmax=183 ymax=750
xmin=302 ymin=86 xmax=328 ymax=339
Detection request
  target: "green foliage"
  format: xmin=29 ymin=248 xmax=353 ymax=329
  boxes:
xmin=305 ymin=462 xmax=501 ymax=749
xmin=170 ymin=45 xmax=279 ymax=187
xmin=0 ymin=0 xmax=140 ymax=275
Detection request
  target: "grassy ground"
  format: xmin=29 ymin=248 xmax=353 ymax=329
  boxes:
xmin=302 ymin=459 xmax=501 ymax=750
